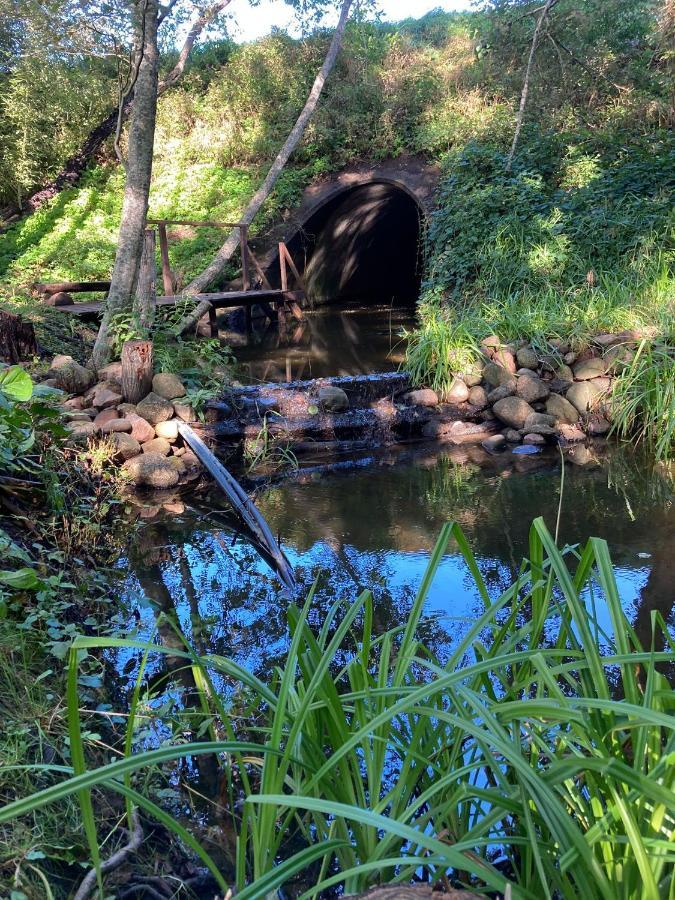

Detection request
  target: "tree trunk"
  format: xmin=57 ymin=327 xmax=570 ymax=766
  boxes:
xmin=91 ymin=0 xmax=160 ymax=371
xmin=1 ymin=1 xmax=232 ymax=227
xmin=121 ymin=339 xmax=154 ymax=403
xmin=505 ymin=0 xmax=559 ymax=171
xmin=133 ymin=228 xmax=157 ymax=335
xmin=0 ymin=309 xmax=39 ymax=363
xmin=174 ymin=0 xmax=355 ymax=336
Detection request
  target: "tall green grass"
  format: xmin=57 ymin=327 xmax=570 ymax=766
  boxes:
xmin=610 ymin=340 xmax=675 ymax=462
xmin=1 ymin=519 xmax=673 ymax=898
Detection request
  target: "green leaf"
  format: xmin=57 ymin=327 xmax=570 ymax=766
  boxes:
xmin=0 ymin=366 xmax=33 ymax=402
xmin=0 ymin=567 xmax=40 ymax=590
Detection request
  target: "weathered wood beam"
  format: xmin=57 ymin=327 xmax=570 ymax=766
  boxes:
xmin=178 ymin=423 xmax=296 ymax=592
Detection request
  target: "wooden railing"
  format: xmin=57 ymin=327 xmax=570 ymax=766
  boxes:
xmin=34 ymin=218 xmax=305 ymax=332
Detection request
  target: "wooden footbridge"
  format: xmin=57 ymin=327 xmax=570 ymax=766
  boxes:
xmin=35 ymin=219 xmax=306 ymax=336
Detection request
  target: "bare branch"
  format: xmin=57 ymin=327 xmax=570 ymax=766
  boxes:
xmin=506 ymin=0 xmax=559 ymax=171
xmin=547 ymin=30 xmax=630 ymax=93
xmin=175 ymin=0 xmax=355 ymax=332
xmin=159 ymin=0 xmax=233 ymax=92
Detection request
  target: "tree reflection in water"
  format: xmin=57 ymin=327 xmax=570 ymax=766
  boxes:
xmin=117 ymin=441 xmax=673 ymax=678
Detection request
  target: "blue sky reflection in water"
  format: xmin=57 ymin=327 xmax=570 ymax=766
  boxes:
xmin=114 ymin=442 xmax=673 ymax=684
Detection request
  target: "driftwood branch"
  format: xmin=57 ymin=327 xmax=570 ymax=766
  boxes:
xmin=546 ymin=30 xmax=630 ymax=92
xmin=174 ymin=0 xmax=355 ymax=335
xmin=72 ymin=809 xmax=143 ymax=900
xmin=506 ymin=0 xmax=559 ymax=171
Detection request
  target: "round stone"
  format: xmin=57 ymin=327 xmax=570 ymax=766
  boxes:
xmin=516 ymin=346 xmax=539 ymax=369
xmin=136 ymin=392 xmax=175 ymax=425
xmin=566 ymin=381 xmax=603 ymax=414
xmin=123 ymin=452 xmax=180 ymax=489
xmin=318 ymin=385 xmax=350 ymax=412
xmin=154 ymin=419 xmax=179 ymax=442
xmin=444 ymin=378 xmax=469 ymax=403
xmin=516 ymin=373 xmax=550 ymax=403
xmin=572 ymin=357 xmax=607 ymax=381
xmin=152 ymin=372 xmax=187 ymax=401
xmin=403 ymin=388 xmax=438 ymax=408
xmin=468 ymin=385 xmax=488 ymax=408
xmin=492 ymin=397 xmax=535 ymax=429
xmin=141 ymin=437 xmax=171 ymax=456
xmin=110 ymin=432 xmax=141 ymax=460
xmin=546 ymin=393 xmax=579 ymax=424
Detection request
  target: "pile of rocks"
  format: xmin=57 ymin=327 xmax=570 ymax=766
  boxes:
xmin=405 ymin=331 xmax=640 ymax=450
xmin=45 ymin=356 xmax=203 ymax=489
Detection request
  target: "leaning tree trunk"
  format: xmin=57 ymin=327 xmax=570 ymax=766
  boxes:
xmin=175 ymin=0 xmax=355 ymax=335
xmin=0 ymin=0 xmax=232 ymax=227
xmin=91 ymin=0 xmax=160 ymax=371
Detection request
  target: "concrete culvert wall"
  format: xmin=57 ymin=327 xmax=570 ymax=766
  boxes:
xmin=286 ymin=182 xmax=425 ymax=306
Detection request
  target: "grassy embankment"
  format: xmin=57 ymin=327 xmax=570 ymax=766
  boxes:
xmin=0 ymin=11 xmax=672 ymax=890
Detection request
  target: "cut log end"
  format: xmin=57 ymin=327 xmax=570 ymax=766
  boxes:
xmin=121 ymin=340 xmax=154 ymax=404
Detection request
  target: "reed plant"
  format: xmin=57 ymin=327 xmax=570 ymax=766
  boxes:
xmin=1 ymin=519 xmax=673 ymax=899
xmin=610 ymin=340 xmax=675 ymax=462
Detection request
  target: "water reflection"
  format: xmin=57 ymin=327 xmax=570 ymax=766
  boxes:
xmin=116 ymin=443 xmax=674 ymax=676
xmin=231 ymin=303 xmax=413 ymax=383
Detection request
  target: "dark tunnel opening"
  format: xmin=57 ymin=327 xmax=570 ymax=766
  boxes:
xmin=285 ymin=182 xmax=424 ymax=307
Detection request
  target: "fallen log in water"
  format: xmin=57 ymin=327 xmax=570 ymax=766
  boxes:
xmin=177 ymin=422 xmax=296 ymax=592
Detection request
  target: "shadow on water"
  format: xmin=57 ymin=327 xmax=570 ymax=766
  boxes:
xmin=230 ymin=302 xmax=414 ymax=384
xmin=113 ymin=442 xmax=674 ymax=685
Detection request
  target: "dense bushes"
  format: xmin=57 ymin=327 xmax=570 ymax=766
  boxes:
xmin=423 ymin=134 xmax=674 ymax=304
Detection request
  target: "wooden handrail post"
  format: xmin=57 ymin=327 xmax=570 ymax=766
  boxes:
xmin=240 ymin=225 xmax=252 ymax=332
xmin=157 ymin=223 xmax=173 ymax=295
xmin=279 ymin=242 xmax=288 ymax=292
xmin=240 ymin=225 xmax=251 ymax=291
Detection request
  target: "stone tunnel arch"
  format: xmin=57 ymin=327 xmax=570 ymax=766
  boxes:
xmin=258 ymin=158 xmax=440 ymax=308
xmin=283 ymin=180 xmax=425 ymax=306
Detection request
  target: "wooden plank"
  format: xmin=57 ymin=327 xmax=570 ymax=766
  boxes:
xmin=34 ymin=281 xmax=111 ymax=295
xmin=133 ymin=228 xmax=157 ymax=332
xmin=280 ymin=243 xmax=304 ymax=289
xmin=177 ymin=423 xmax=296 ymax=593
xmin=247 ymin=245 xmax=273 ymax=290
xmin=55 ymin=289 xmax=306 ymax=316
xmin=147 ymin=218 xmax=244 ymax=229
xmin=279 ymin=242 xmax=289 ymax=292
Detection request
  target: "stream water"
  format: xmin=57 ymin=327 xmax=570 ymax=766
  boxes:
xmin=115 ymin=442 xmax=673 ymax=681
xmin=230 ymin=303 xmax=414 ymax=383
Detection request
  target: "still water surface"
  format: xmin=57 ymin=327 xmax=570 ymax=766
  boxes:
xmin=231 ymin=303 xmax=414 ymax=383
xmin=117 ymin=443 xmax=674 ymax=678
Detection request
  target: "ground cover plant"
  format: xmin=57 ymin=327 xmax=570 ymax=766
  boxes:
xmin=1 ymin=517 xmax=673 ymax=898
xmin=0 ymin=365 xmax=135 ymax=897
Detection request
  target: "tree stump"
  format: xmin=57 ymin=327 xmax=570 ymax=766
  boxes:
xmin=0 ymin=309 xmax=39 ymax=363
xmin=121 ymin=340 xmax=153 ymax=404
